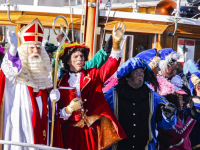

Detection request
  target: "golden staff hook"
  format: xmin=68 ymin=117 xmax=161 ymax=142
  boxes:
xmin=50 ymin=15 xmax=70 ymax=147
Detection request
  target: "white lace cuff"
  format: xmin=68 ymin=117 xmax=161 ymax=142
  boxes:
xmin=1 ymin=53 xmax=21 ymax=83
xmin=59 ymin=107 xmax=72 ymax=120
xmin=110 ymin=49 xmax=121 ymax=61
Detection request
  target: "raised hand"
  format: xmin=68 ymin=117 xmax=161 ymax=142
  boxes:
xmin=7 ymin=30 xmax=18 ymax=56
xmin=112 ymin=22 xmax=126 ymax=51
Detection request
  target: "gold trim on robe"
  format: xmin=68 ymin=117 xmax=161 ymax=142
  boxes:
xmin=145 ymin=92 xmax=154 ymax=150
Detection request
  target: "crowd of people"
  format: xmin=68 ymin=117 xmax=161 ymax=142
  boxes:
xmin=0 ymin=17 xmax=200 ymax=150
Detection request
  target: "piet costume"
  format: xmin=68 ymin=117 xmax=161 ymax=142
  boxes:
xmin=54 ymin=43 xmax=126 ymax=150
xmin=0 ymin=18 xmax=55 ymax=150
xmin=105 ymin=57 xmax=177 ymax=150
xmin=153 ymin=74 xmax=196 ymax=150
xmin=187 ymin=71 xmax=200 ymax=150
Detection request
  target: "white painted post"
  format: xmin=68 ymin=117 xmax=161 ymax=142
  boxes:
xmin=132 ymin=0 xmax=138 ymax=13
xmin=33 ymin=0 xmax=39 ymax=6
xmin=177 ymin=0 xmax=181 ymax=16
xmin=75 ymin=0 xmax=78 ymax=5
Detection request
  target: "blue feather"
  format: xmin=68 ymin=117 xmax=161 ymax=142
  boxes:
xmin=183 ymin=59 xmax=199 ymax=75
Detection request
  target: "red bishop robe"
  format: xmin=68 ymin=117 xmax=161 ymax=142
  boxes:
xmin=0 ymin=69 xmax=62 ymax=149
xmin=55 ymin=55 xmax=127 ymax=150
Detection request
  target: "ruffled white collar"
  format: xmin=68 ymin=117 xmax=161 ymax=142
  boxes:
xmin=68 ymin=72 xmax=81 ymax=97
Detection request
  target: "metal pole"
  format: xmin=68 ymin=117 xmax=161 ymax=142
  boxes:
xmin=80 ymin=0 xmax=85 ymax=44
xmin=133 ymin=0 xmax=138 ymax=13
xmin=0 ymin=140 xmax=71 ymax=150
xmin=172 ymin=0 xmax=181 ymax=35
xmin=176 ymin=0 xmax=181 ymax=17
xmin=101 ymin=0 xmax=111 ymax=47
xmin=69 ymin=0 xmax=74 ymax=41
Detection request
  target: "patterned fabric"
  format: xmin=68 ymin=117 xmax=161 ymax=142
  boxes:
xmin=1 ymin=51 xmax=21 ymax=83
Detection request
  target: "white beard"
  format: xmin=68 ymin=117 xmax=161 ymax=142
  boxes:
xmin=16 ymin=44 xmax=53 ymax=90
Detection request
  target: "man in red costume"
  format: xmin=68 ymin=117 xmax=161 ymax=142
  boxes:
xmin=50 ymin=23 xmax=126 ymax=150
xmin=0 ymin=18 xmax=60 ymax=150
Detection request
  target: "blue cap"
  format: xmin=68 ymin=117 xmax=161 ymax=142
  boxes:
xmin=135 ymin=48 xmax=157 ymax=63
xmin=189 ymin=72 xmax=200 ymax=96
xmin=117 ymin=57 xmax=150 ymax=79
xmin=157 ymin=48 xmax=176 ymax=60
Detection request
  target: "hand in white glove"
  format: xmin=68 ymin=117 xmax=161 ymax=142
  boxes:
xmin=7 ymin=30 xmax=18 ymax=56
xmin=50 ymin=89 xmax=60 ymax=102
xmin=65 ymin=98 xmax=83 ymax=114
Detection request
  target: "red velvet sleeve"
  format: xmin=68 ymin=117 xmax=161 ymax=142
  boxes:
xmin=163 ymin=116 xmax=196 ymax=138
xmin=94 ymin=56 xmax=121 ymax=85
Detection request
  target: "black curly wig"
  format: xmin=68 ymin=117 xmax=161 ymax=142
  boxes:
xmin=61 ymin=47 xmax=89 ymax=71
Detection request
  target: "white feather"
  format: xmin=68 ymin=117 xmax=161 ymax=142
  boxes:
xmin=159 ymin=52 xmax=181 ymax=73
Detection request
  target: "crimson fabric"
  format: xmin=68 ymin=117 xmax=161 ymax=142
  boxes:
xmin=160 ymin=116 xmax=196 ymax=150
xmin=57 ymin=88 xmax=82 ymax=123
xmin=24 ymin=36 xmax=35 ymax=42
xmin=0 ymin=69 xmax=63 ymax=147
xmin=56 ymin=57 xmax=126 ymax=149
xmin=62 ymin=124 xmax=99 ymax=150
xmin=0 ymin=70 xmax=5 ymax=107
xmin=38 ymin=36 xmax=43 ymax=43
xmin=26 ymin=24 xmax=35 ymax=32
xmin=28 ymin=87 xmax=48 ymax=145
xmin=38 ymin=25 xmax=43 ymax=34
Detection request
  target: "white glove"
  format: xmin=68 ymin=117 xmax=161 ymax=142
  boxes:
xmin=7 ymin=30 xmax=18 ymax=56
xmin=50 ymin=89 xmax=60 ymax=102
xmin=65 ymin=98 xmax=83 ymax=114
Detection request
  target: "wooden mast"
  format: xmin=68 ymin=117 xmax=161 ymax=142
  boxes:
xmin=85 ymin=0 xmax=98 ymax=60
